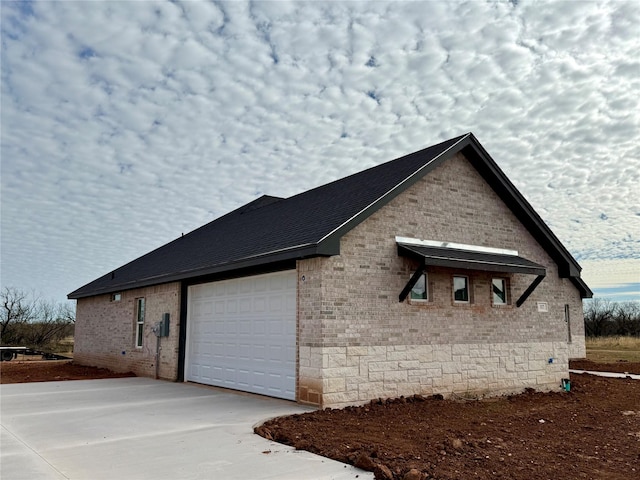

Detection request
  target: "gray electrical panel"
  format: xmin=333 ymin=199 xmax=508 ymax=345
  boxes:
xmin=159 ymin=313 xmax=170 ymax=337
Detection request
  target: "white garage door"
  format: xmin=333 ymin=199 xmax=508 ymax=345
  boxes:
xmin=186 ymin=270 xmax=297 ymax=400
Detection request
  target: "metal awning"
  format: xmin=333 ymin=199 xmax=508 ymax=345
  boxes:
xmin=397 ymin=243 xmax=546 ymax=276
xmin=397 ymin=241 xmax=546 ymax=307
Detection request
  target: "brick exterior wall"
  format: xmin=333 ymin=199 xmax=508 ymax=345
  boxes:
xmin=73 ymin=151 xmax=586 ymax=407
xmin=74 ymin=282 xmax=181 ymax=380
xmin=297 ymin=152 xmax=586 ymax=407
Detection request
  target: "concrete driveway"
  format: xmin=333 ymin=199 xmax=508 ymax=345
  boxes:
xmin=1 ymin=377 xmax=371 ymax=480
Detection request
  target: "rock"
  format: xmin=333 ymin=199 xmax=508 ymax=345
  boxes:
xmin=255 ymin=427 xmax=273 ymax=440
xmin=295 ymin=439 xmax=311 ymax=450
xmin=450 ymin=438 xmax=463 ymax=450
xmin=403 ymin=468 xmax=422 ymax=480
xmin=374 ymin=464 xmax=394 ymax=480
xmin=354 ymin=452 xmax=376 ymax=471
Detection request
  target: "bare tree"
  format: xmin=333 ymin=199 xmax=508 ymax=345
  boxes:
xmin=614 ymin=302 xmax=640 ymax=336
xmin=23 ymin=300 xmax=74 ymax=347
xmin=57 ymin=302 xmax=75 ymax=324
xmin=1 ymin=287 xmax=75 ymax=349
xmin=1 ymin=287 xmax=35 ymax=344
xmin=583 ymin=298 xmax=615 ymax=337
xmin=584 ymin=298 xmax=640 ymax=337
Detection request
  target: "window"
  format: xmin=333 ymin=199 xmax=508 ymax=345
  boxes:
xmin=135 ymin=298 xmax=145 ymax=348
xmin=410 ymin=273 xmax=428 ymax=301
xmin=111 ymin=293 xmax=121 ymax=302
xmin=492 ymin=278 xmax=507 ymax=305
xmin=453 ymin=276 xmax=469 ymax=303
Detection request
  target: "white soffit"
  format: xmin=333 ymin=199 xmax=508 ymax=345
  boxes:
xmin=395 ymin=236 xmax=518 ymax=256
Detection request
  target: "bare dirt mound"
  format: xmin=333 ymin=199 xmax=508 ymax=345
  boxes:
xmin=0 ymin=360 xmax=135 ymax=384
xmin=257 ymin=373 xmax=640 ymax=480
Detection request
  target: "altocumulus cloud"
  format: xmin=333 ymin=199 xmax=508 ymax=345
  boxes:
xmin=1 ymin=0 xmax=638 ymax=302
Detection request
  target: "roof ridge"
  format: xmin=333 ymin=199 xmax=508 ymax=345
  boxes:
xmin=285 ymin=134 xmax=469 ymax=203
xmin=316 ymin=134 xmax=470 ymax=245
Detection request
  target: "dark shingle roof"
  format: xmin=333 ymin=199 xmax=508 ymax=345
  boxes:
xmin=68 ymin=133 xmax=591 ymax=299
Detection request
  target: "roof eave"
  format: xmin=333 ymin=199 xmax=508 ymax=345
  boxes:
xmin=571 ymin=275 xmax=593 ymax=299
xmin=68 ymin=242 xmax=338 ymax=300
xmin=460 ymin=134 xmax=585 ymax=278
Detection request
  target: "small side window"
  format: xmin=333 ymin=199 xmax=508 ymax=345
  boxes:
xmin=111 ymin=293 xmax=122 ymax=302
xmin=410 ymin=273 xmax=428 ymax=302
xmin=135 ymin=298 xmax=145 ymax=348
xmin=453 ymin=276 xmax=469 ymax=303
xmin=492 ymin=278 xmax=507 ymax=305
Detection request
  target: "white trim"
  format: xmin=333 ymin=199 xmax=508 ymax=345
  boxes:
xmin=317 ymin=134 xmax=471 ymax=245
xmin=396 ymin=236 xmax=518 ymax=256
xmin=236 ymin=243 xmax=315 ymax=261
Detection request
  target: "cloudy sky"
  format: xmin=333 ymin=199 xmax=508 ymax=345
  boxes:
xmin=1 ymin=0 xmax=638 ymax=305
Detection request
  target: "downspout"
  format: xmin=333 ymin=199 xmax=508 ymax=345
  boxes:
xmin=177 ymin=281 xmax=189 ymax=382
xmin=155 ymin=335 xmax=160 ymax=380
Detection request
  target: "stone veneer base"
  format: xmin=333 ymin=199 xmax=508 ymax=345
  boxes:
xmin=299 ymin=341 xmax=569 ymax=408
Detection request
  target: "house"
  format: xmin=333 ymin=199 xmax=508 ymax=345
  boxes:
xmin=69 ymin=133 xmax=591 ymax=408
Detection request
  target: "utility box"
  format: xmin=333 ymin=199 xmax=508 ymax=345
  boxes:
xmin=159 ymin=313 xmax=170 ymax=337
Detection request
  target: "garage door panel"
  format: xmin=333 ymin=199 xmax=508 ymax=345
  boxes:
xmin=237 ymin=370 xmax=250 ymax=388
xmin=252 ymin=344 xmax=266 ymax=362
xmin=214 ymin=300 xmax=225 ymax=313
xmin=239 ymin=298 xmax=252 ymax=313
xmin=187 ymin=270 xmax=296 ymax=400
xmin=238 ymin=343 xmax=251 ymax=359
xmin=254 ymin=296 xmax=267 ymax=312
xmin=238 ymin=322 xmax=251 ymax=336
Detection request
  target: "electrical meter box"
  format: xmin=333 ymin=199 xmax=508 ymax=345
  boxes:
xmin=159 ymin=313 xmax=170 ymax=337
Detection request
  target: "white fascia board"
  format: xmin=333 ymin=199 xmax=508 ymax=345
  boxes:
xmin=235 ymin=242 xmax=315 ymax=261
xmin=395 ymin=236 xmax=518 ymax=256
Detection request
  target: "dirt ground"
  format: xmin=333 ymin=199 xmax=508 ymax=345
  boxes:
xmin=2 ymin=360 xmax=639 ymax=480
xmin=0 ymin=360 xmax=134 ymax=384
xmin=257 ymin=362 xmax=640 ymax=480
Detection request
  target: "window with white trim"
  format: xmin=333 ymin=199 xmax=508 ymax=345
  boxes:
xmin=135 ymin=298 xmax=145 ymax=348
xmin=111 ymin=293 xmax=121 ymax=302
xmin=410 ymin=272 xmax=428 ymax=301
xmin=492 ymin=278 xmax=507 ymax=305
xmin=453 ymin=276 xmax=469 ymax=303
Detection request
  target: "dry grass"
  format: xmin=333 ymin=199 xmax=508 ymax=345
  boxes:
xmin=586 ymin=336 xmax=640 ymax=363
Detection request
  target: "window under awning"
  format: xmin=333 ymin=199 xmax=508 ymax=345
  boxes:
xmin=396 ymin=240 xmax=546 ymax=307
